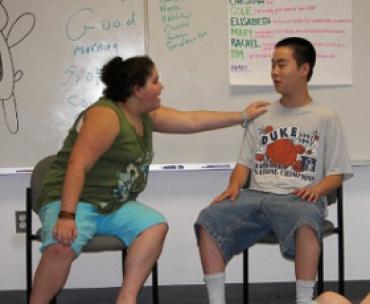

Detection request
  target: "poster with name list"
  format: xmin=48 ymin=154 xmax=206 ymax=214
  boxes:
xmin=228 ymin=0 xmax=352 ymax=85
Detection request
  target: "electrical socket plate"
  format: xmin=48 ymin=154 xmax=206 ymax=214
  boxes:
xmin=15 ymin=211 xmax=27 ymax=233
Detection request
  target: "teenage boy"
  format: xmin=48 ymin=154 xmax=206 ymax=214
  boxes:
xmin=195 ymin=37 xmax=353 ymax=304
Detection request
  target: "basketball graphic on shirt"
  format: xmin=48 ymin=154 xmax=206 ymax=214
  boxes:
xmin=292 ymin=160 xmax=303 ymax=172
xmin=266 ymin=139 xmax=297 ymax=167
xmin=265 ymin=136 xmax=309 ymax=171
xmin=255 ymin=153 xmax=264 ymax=161
xmin=295 ymin=144 xmax=305 ymax=154
xmin=263 ymin=125 xmax=274 ymax=134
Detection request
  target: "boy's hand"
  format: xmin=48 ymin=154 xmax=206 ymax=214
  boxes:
xmin=212 ymin=184 xmax=240 ymax=204
xmin=293 ymin=186 xmax=321 ymax=203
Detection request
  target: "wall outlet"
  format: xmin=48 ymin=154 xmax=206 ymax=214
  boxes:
xmin=15 ymin=211 xmax=27 ymax=233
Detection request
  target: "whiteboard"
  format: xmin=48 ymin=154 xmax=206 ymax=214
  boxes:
xmin=0 ymin=0 xmax=145 ymax=168
xmin=0 ymin=0 xmax=369 ymax=170
xmin=148 ymin=0 xmax=369 ymax=165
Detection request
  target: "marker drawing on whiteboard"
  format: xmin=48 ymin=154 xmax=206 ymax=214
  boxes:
xmin=0 ymin=2 xmax=36 ymax=134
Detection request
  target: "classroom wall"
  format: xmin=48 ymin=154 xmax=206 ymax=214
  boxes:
xmin=1 ymin=0 xmax=369 ymax=168
xmin=1 ymin=165 xmax=369 ymax=290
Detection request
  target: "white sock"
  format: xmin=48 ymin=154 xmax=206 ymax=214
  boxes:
xmin=204 ymin=272 xmax=226 ymax=304
xmin=296 ymin=279 xmax=316 ymax=304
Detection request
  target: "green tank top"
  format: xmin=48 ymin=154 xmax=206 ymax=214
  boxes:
xmin=37 ymin=98 xmax=154 ymax=214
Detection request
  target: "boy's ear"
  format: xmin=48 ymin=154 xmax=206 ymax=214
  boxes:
xmin=300 ymin=62 xmax=310 ymax=79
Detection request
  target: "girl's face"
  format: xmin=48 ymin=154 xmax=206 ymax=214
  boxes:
xmin=136 ymin=67 xmax=163 ymax=112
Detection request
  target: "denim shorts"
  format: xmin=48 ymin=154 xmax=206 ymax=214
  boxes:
xmin=39 ymin=200 xmax=167 ymax=255
xmin=195 ymin=189 xmax=325 ymax=262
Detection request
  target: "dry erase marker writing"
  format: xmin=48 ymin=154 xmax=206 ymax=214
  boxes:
xmin=201 ymin=164 xmax=231 ymax=169
xmin=161 ymin=165 xmax=185 ymax=170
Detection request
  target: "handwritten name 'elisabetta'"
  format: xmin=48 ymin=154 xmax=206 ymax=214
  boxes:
xmin=230 ymin=17 xmax=271 ymax=26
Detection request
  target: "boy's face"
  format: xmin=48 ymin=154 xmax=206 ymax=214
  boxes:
xmin=271 ymin=46 xmax=309 ymax=95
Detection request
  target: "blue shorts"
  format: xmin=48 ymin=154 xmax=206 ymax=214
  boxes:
xmin=195 ymin=189 xmax=325 ymax=262
xmin=39 ymin=200 xmax=167 ymax=255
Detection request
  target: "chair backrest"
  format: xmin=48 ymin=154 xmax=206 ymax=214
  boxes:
xmin=30 ymin=155 xmax=57 ymax=213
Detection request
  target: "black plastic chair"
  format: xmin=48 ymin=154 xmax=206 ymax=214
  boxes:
xmin=242 ymin=186 xmax=344 ymax=304
xmin=26 ymin=155 xmax=159 ymax=304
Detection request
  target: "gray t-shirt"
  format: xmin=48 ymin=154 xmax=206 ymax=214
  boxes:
xmin=238 ymin=100 xmax=353 ymax=194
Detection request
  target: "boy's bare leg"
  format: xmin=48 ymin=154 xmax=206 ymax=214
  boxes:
xmin=295 ymin=225 xmax=321 ymax=304
xmin=198 ymin=226 xmax=226 ymax=304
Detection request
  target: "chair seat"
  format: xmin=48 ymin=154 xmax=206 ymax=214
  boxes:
xmin=34 ymin=229 xmax=127 ymax=252
xmin=82 ymin=235 xmax=127 ymax=252
xmin=256 ymin=219 xmax=336 ymax=244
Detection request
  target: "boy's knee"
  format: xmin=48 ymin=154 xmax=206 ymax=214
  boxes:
xmin=196 ymin=224 xmax=212 ymax=243
xmin=297 ymin=224 xmax=318 ymax=237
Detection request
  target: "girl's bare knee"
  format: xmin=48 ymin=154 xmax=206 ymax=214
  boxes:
xmin=44 ymin=243 xmax=76 ymax=260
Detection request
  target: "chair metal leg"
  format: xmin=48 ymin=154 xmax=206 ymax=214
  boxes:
xmin=121 ymin=249 xmax=127 ymax=278
xmin=26 ymin=188 xmax=33 ymax=304
xmin=26 ymin=238 xmax=32 ymax=304
xmin=50 ymin=297 xmax=57 ymax=304
xmin=243 ymin=250 xmax=249 ymax=304
xmin=337 ymin=188 xmax=345 ymax=295
xmin=338 ymin=238 xmax=345 ymax=295
xmin=317 ymin=242 xmax=324 ymax=294
xmin=152 ymin=262 xmax=159 ymax=304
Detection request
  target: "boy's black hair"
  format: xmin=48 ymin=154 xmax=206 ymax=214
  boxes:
xmin=275 ymin=37 xmax=316 ymax=82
